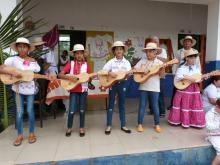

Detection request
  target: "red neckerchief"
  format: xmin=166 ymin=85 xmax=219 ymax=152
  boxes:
xmin=73 ymin=60 xmax=85 ymax=75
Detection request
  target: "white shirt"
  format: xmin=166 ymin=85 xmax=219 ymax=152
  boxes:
xmin=157 ymin=48 xmax=167 ymax=60
xmin=135 ymin=58 xmax=163 ymax=92
xmin=4 ymin=56 xmax=40 ymax=95
xmin=172 ymin=48 xmax=200 ymax=74
xmin=202 ymin=84 xmax=220 ymax=112
xmin=41 ymin=46 xmax=58 ymax=74
xmin=206 ymin=108 xmax=220 ymax=136
xmin=175 ymin=64 xmax=201 ymax=80
xmin=103 ymin=57 xmax=131 ymax=72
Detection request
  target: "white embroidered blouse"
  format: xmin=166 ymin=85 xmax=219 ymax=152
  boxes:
xmin=4 ymin=56 xmax=40 ymax=95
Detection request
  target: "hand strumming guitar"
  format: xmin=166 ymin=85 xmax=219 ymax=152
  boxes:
xmin=68 ymin=75 xmax=79 ymax=83
xmin=109 ymin=72 xmax=117 ymax=78
xmin=183 ymin=75 xmax=197 ymax=83
xmin=11 ymin=71 xmax=22 ymax=78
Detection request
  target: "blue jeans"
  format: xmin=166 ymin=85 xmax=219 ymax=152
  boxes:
xmin=159 ymin=79 xmax=166 ymax=114
xmin=15 ymin=93 xmax=35 ymax=135
xmin=138 ymin=90 xmax=160 ymax=125
xmin=67 ymin=92 xmax=87 ymax=129
xmin=107 ymin=82 xmax=127 ymax=128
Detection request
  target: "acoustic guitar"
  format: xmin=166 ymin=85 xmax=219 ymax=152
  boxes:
xmin=133 ymin=58 xmax=179 ymax=83
xmin=60 ymin=72 xmax=97 ymax=90
xmin=98 ymin=70 xmax=138 ymax=88
xmin=174 ymin=70 xmax=220 ymax=90
xmin=0 ymin=66 xmax=56 ymax=84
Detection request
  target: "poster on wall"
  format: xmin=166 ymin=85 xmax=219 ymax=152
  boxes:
xmin=123 ymin=36 xmax=145 ymax=66
xmin=86 ymin=31 xmax=114 ymax=72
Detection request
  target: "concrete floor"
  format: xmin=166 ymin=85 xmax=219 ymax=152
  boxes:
xmin=0 ymin=98 xmax=210 ymax=165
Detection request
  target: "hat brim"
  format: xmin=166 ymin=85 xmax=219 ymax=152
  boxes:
xmin=142 ymin=47 xmax=162 ymax=55
xmin=184 ymin=53 xmax=199 ymax=59
xmin=180 ymin=38 xmax=196 ymax=47
xmin=33 ymin=41 xmax=46 ymax=46
xmin=10 ymin=42 xmax=35 ymax=52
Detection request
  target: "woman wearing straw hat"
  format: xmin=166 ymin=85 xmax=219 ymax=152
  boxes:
xmin=134 ymin=42 xmax=165 ymax=133
xmin=4 ymin=37 xmax=40 ymax=146
xmin=59 ymin=44 xmax=93 ymax=137
xmin=172 ymin=35 xmax=200 ymax=74
xmin=168 ymin=49 xmax=206 ymax=128
xmin=103 ymin=41 xmax=132 ymax=135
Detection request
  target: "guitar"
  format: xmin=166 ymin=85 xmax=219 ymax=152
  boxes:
xmin=0 ymin=66 xmax=56 ymax=84
xmin=60 ymin=72 xmax=97 ymax=90
xmin=174 ymin=70 xmax=220 ymax=90
xmin=133 ymin=58 xmax=179 ymax=83
xmin=98 ymin=70 xmax=137 ymax=88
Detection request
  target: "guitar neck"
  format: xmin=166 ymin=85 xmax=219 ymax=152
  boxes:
xmin=34 ymin=74 xmax=50 ymax=80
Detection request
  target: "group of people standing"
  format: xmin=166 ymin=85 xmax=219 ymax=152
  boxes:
xmin=0 ymin=35 xmax=220 ymax=165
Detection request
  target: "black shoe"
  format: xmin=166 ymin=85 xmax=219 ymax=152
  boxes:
xmin=105 ymin=127 xmax=111 ymax=135
xmin=79 ymin=132 xmax=85 ymax=137
xmin=121 ymin=127 xmax=131 ymax=134
xmin=160 ymin=114 xmax=166 ymax=118
xmin=65 ymin=131 xmax=71 ymax=137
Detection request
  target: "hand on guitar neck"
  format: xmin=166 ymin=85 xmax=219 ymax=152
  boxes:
xmin=183 ymin=75 xmax=198 ymax=83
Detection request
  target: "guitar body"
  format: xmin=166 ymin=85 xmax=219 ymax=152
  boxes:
xmin=60 ymin=73 xmax=91 ymax=90
xmin=0 ymin=66 xmax=34 ymax=84
xmin=174 ymin=73 xmax=202 ymax=90
xmin=133 ymin=59 xmax=179 ymax=84
xmin=98 ymin=71 xmax=127 ymax=88
xmin=133 ymin=65 xmax=161 ymax=83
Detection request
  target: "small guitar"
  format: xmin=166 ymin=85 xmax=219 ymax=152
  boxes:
xmin=174 ymin=70 xmax=220 ymax=90
xmin=133 ymin=58 xmax=179 ymax=83
xmin=0 ymin=66 xmax=56 ymax=84
xmin=98 ymin=70 xmax=137 ymax=88
xmin=60 ymin=72 xmax=97 ymax=90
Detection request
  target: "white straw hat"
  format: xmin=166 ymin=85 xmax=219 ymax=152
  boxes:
xmin=10 ymin=37 xmax=35 ymax=52
xmin=180 ymin=36 xmax=196 ymax=47
xmin=184 ymin=48 xmax=199 ymax=58
xmin=112 ymin=41 xmax=125 ymax=49
xmin=32 ymin=37 xmax=46 ymax=46
xmin=143 ymin=42 xmax=162 ymax=55
xmin=72 ymin=44 xmax=85 ymax=52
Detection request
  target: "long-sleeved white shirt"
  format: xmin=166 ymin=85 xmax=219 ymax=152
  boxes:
xmin=206 ymin=108 xmax=220 ymax=136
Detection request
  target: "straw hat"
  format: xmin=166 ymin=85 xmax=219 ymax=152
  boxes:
xmin=143 ymin=42 xmax=162 ymax=55
xmin=112 ymin=41 xmax=125 ymax=49
xmin=71 ymin=44 xmax=85 ymax=52
xmin=184 ymin=48 xmax=199 ymax=58
xmin=180 ymin=36 xmax=196 ymax=47
xmin=32 ymin=37 xmax=46 ymax=46
xmin=10 ymin=37 xmax=35 ymax=52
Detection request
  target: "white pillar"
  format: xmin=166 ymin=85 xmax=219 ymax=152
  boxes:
xmin=0 ymin=0 xmax=17 ymax=25
xmin=206 ymin=0 xmax=220 ymax=62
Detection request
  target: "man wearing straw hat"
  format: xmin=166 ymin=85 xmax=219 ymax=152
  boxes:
xmin=33 ymin=37 xmax=58 ymax=75
xmin=168 ymin=35 xmax=201 ymax=110
xmin=173 ymin=35 xmax=200 ymax=73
